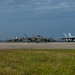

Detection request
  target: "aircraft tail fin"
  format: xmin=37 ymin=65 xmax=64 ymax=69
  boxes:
xmin=63 ymin=33 xmax=68 ymax=37
xmin=24 ymin=34 xmax=28 ymax=38
xmin=15 ymin=36 xmax=18 ymax=39
xmin=68 ymin=33 xmax=72 ymax=37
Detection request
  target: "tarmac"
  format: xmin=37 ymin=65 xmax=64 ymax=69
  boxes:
xmin=0 ymin=42 xmax=75 ymax=49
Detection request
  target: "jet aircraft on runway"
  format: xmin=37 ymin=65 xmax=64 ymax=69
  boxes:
xmin=24 ymin=34 xmax=53 ymax=43
xmin=61 ymin=33 xmax=75 ymax=42
xmin=6 ymin=36 xmax=24 ymax=42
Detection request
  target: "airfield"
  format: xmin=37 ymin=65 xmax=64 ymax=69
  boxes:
xmin=0 ymin=42 xmax=75 ymax=49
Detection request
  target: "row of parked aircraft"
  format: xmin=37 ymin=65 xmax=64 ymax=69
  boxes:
xmin=61 ymin=33 xmax=75 ymax=42
xmin=6 ymin=34 xmax=54 ymax=43
xmin=6 ymin=33 xmax=75 ymax=42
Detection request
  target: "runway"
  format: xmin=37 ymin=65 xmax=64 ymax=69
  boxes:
xmin=0 ymin=42 xmax=75 ymax=49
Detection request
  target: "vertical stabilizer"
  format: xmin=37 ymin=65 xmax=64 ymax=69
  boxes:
xmin=63 ymin=33 xmax=68 ymax=37
xmin=15 ymin=36 xmax=18 ymax=39
xmin=68 ymin=33 xmax=71 ymax=37
xmin=24 ymin=34 xmax=28 ymax=38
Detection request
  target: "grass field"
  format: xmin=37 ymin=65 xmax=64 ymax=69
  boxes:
xmin=0 ymin=49 xmax=75 ymax=75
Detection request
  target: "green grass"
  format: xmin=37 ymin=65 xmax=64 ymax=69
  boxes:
xmin=0 ymin=49 xmax=75 ymax=75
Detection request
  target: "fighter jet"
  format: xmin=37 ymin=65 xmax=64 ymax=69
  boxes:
xmin=24 ymin=34 xmax=52 ymax=43
xmin=61 ymin=33 xmax=75 ymax=42
xmin=6 ymin=36 xmax=24 ymax=42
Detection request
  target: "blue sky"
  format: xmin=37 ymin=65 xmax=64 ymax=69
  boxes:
xmin=0 ymin=0 xmax=75 ymax=40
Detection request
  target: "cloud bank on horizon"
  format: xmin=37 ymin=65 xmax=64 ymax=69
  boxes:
xmin=0 ymin=0 xmax=75 ymax=14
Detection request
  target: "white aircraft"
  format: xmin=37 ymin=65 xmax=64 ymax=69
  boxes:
xmin=61 ymin=33 xmax=75 ymax=42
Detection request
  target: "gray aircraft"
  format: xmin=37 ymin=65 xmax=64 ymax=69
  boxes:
xmin=6 ymin=36 xmax=24 ymax=42
xmin=61 ymin=33 xmax=75 ymax=42
xmin=24 ymin=34 xmax=53 ymax=43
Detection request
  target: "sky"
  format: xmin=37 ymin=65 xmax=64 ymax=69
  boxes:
xmin=0 ymin=0 xmax=75 ymax=40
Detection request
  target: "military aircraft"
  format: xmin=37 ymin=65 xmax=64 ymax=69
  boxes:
xmin=24 ymin=34 xmax=53 ymax=43
xmin=6 ymin=36 xmax=25 ymax=42
xmin=61 ymin=33 xmax=75 ymax=42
